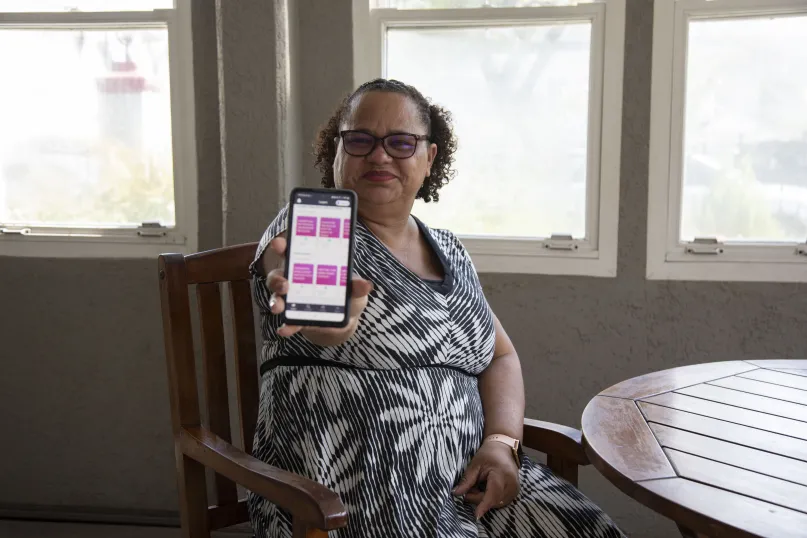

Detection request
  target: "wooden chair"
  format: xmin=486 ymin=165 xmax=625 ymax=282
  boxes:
xmin=159 ymin=243 xmax=592 ymax=538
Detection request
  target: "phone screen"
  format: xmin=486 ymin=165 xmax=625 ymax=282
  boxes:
xmin=284 ymin=189 xmax=356 ymax=326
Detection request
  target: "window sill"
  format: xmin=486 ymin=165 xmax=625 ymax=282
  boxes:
xmin=647 ymin=259 xmax=807 ymax=283
xmin=0 ymin=233 xmax=193 ymax=259
xmin=463 ymin=238 xmax=616 ymax=277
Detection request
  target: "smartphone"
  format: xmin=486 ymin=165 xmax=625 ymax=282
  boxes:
xmin=281 ymin=187 xmax=358 ymax=328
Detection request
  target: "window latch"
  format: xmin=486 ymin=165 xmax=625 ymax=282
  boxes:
xmin=797 ymin=242 xmax=807 ymax=257
xmin=543 ymin=234 xmax=579 ymax=251
xmin=137 ymin=222 xmax=167 ymax=238
xmin=685 ymin=237 xmax=724 ymax=255
xmin=0 ymin=227 xmax=31 ymax=236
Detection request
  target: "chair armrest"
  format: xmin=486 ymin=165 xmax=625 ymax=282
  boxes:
xmin=522 ymin=418 xmax=590 ymax=466
xmin=179 ymin=426 xmax=347 ymax=531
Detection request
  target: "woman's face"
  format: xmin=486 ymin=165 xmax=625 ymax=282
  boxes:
xmin=334 ymin=91 xmax=437 ymax=211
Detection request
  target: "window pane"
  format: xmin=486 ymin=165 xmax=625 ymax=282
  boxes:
xmin=375 ymin=0 xmax=595 ymax=8
xmin=0 ymin=28 xmax=175 ymax=227
xmin=386 ymin=23 xmax=591 ymax=238
xmin=0 ymin=1 xmax=172 ymax=11
xmin=681 ymin=16 xmax=807 ymax=243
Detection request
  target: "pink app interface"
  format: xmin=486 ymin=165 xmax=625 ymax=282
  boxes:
xmin=286 ymin=192 xmax=352 ymax=322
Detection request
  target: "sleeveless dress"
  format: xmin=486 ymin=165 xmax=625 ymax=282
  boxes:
xmin=248 ymin=205 xmax=624 ymax=538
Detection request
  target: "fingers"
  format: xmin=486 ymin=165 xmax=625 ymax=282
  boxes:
xmin=474 ymin=473 xmax=505 ymax=521
xmin=269 ymin=236 xmax=286 ymax=256
xmin=452 ymin=466 xmax=481 ymax=497
xmin=277 ymin=324 xmax=303 ymax=338
xmin=463 ymin=490 xmax=485 ymax=505
xmin=350 ymin=277 xmax=373 ymax=299
xmin=268 ymin=293 xmax=285 ymax=315
xmin=266 ymin=270 xmax=288 ymax=294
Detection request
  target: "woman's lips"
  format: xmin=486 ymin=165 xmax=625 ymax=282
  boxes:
xmin=362 ymin=171 xmax=396 ymax=182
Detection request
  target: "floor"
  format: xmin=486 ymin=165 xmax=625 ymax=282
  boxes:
xmin=0 ymin=520 xmax=251 ymax=538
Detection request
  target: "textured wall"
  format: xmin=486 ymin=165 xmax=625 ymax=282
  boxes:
xmin=296 ymin=0 xmax=355 ymax=188
xmin=0 ymin=258 xmax=176 ymax=512
xmin=1 ymin=1 xmax=806 ymax=536
xmin=218 ymin=0 xmax=282 ymax=245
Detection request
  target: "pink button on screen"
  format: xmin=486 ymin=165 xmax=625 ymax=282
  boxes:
xmin=295 ymin=216 xmax=317 ymax=236
xmin=319 ymin=218 xmax=341 ymax=238
xmin=316 ymin=265 xmax=338 ymax=286
xmin=291 ymin=264 xmax=314 ymax=284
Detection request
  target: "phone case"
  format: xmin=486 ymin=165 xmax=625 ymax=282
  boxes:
xmin=280 ymin=187 xmax=358 ymax=328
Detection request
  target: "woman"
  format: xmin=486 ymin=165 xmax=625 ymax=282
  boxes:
xmin=249 ymin=78 xmax=623 ymax=537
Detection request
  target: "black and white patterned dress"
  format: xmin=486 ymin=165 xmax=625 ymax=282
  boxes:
xmin=248 ymin=205 xmax=624 ymax=538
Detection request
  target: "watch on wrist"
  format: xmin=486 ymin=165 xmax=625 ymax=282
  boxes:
xmin=484 ymin=434 xmax=524 ymax=469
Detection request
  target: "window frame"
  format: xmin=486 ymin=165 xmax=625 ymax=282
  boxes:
xmin=0 ymin=3 xmax=198 ymax=259
xmin=647 ymin=0 xmax=807 ymax=282
xmin=352 ymin=0 xmax=625 ymax=276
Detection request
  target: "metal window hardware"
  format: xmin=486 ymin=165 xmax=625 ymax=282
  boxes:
xmin=137 ymin=222 xmax=167 ymax=238
xmin=685 ymin=237 xmax=724 ymax=255
xmin=797 ymin=242 xmax=807 ymax=257
xmin=0 ymin=227 xmax=31 ymax=235
xmin=543 ymin=234 xmax=579 ymax=251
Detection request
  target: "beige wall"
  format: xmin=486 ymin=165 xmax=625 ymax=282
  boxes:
xmin=1 ymin=1 xmax=805 ymax=536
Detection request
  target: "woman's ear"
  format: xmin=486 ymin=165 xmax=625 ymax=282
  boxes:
xmin=427 ymin=142 xmax=438 ymax=169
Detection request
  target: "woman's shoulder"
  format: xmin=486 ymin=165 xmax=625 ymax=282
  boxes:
xmin=416 ymin=218 xmax=473 ymax=266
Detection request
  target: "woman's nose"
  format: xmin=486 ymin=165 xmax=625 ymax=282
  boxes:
xmin=366 ymin=140 xmax=393 ymax=163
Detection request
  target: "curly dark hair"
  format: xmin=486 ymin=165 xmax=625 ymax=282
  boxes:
xmin=314 ymin=78 xmax=457 ymax=203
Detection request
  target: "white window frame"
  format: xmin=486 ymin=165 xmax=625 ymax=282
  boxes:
xmin=0 ymin=2 xmax=198 ymax=259
xmin=352 ymin=0 xmax=625 ymax=277
xmin=647 ymin=0 xmax=807 ymax=282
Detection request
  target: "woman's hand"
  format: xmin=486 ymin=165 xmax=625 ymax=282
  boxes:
xmin=452 ymin=440 xmax=521 ymax=520
xmin=264 ymin=236 xmax=373 ymax=346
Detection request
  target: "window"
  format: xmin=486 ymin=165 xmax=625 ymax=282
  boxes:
xmin=648 ymin=0 xmax=807 ymax=282
xmin=353 ymin=0 xmax=625 ymax=276
xmin=0 ymin=1 xmax=196 ymax=258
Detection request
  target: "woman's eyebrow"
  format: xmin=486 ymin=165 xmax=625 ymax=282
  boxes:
xmin=350 ymin=127 xmax=416 ymax=135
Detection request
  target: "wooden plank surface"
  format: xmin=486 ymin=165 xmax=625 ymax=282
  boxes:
xmin=739 ymin=369 xmax=807 ymax=392
xmin=582 ymin=397 xmax=674 ymax=482
xmin=747 ymin=360 xmax=807 ymax=370
xmin=650 ymin=422 xmax=807 ymax=487
xmin=643 ymin=391 xmax=807 ymax=441
xmin=638 ymin=402 xmax=807 ymax=462
xmin=641 ymin=478 xmax=807 ymax=538
xmin=772 ymin=369 xmax=807 ymax=379
xmin=676 ymin=384 xmax=807 ymax=423
xmin=599 ymin=361 xmax=756 ymax=399
xmin=665 ymin=448 xmax=807 ymax=514
xmin=709 ymin=376 xmax=807 ymax=406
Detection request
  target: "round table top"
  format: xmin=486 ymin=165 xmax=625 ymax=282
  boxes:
xmin=581 ymin=360 xmax=807 ymax=538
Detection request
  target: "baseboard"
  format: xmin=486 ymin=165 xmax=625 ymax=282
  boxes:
xmin=0 ymin=503 xmax=180 ymax=527
xmin=0 ymin=503 xmax=254 ymax=535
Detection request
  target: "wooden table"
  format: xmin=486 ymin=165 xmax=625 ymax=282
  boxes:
xmin=581 ymin=360 xmax=807 ymax=538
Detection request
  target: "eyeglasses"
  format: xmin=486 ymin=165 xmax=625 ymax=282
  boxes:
xmin=339 ymin=130 xmax=430 ymax=159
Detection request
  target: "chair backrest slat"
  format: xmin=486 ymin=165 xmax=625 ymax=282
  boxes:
xmin=197 ymin=282 xmax=238 ymax=506
xmin=186 ymin=244 xmax=254 ymax=285
xmin=229 ymin=279 xmax=259 ymax=455
xmin=160 ymin=254 xmax=202 ymax=432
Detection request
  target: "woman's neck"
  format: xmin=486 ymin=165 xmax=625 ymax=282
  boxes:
xmin=360 ymin=210 xmax=415 ymax=250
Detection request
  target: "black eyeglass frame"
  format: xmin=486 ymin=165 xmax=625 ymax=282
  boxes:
xmin=338 ymin=130 xmax=431 ymax=159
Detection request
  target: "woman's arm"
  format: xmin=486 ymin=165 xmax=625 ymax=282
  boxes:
xmin=453 ymin=312 xmax=525 ymax=520
xmin=479 ymin=313 xmax=525 ymax=440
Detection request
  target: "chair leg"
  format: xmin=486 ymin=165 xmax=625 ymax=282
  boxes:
xmin=177 ymin=451 xmax=210 ymax=538
xmin=546 ymin=455 xmax=579 ymax=487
